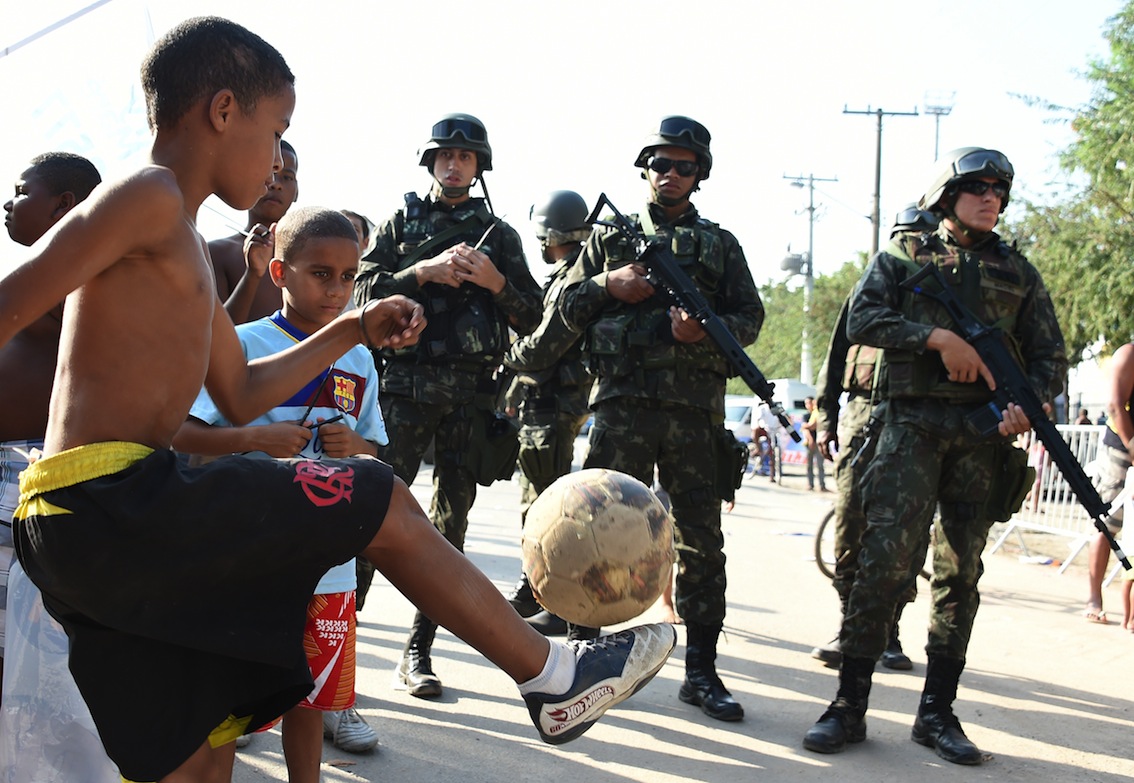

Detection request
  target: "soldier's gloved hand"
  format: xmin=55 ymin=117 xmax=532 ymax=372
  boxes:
xmin=818 ymin=430 xmax=837 ymax=461
xmin=605 ymin=264 xmax=654 ymax=303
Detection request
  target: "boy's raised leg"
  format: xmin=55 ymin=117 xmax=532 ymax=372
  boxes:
xmin=362 ymin=478 xmax=675 ymax=742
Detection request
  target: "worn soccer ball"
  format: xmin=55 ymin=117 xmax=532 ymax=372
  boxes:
xmin=521 ymin=468 xmax=675 ymax=627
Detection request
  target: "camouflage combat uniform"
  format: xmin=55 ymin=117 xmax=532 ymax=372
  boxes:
xmin=842 ymin=225 xmax=1066 ymax=662
xmin=814 ymin=295 xmax=879 ymax=606
xmin=559 ymin=201 xmax=764 ymax=625
xmin=352 ymin=195 xmax=541 ymax=551
xmin=504 ymin=245 xmax=593 ymax=519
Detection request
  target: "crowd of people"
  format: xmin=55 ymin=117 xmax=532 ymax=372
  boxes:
xmin=0 ymin=11 xmax=1126 ymax=783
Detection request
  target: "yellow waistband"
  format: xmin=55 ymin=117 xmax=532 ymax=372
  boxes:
xmin=19 ymin=441 xmax=155 ymax=497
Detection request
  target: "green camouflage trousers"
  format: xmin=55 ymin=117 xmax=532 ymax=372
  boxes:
xmin=584 ymin=398 xmax=726 ymax=625
xmin=517 ymin=398 xmax=591 ymax=522
xmin=841 ymin=398 xmax=1003 ymax=662
xmin=378 ymin=394 xmax=479 ymax=551
xmin=831 ymin=395 xmax=917 ymax=608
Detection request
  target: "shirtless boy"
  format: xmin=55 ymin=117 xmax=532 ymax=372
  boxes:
xmin=0 ymin=151 xmax=117 ymax=781
xmin=208 ymin=138 xmax=298 ymax=323
xmin=0 ymin=17 xmax=674 ymax=782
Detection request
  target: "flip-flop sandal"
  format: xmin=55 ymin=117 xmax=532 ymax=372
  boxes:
xmin=1084 ymin=608 xmax=1110 ymax=624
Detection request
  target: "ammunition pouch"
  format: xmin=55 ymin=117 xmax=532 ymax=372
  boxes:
xmin=467 ymin=408 xmax=520 ymax=486
xmin=714 ymin=426 xmax=749 ymax=503
xmin=517 ymin=399 xmax=560 ymax=482
xmin=984 ymin=444 xmax=1035 ymax=522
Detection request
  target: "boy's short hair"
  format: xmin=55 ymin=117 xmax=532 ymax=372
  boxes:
xmin=140 ymin=16 xmax=294 ymax=131
xmin=276 ymin=207 xmax=359 ymax=261
xmin=340 ymin=209 xmax=370 ymax=244
xmin=26 ymin=152 xmax=102 ymax=200
xmin=281 ymin=139 xmax=297 ymax=163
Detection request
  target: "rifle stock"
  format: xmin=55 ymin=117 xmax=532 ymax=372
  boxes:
xmin=586 ymin=193 xmax=800 ymax=441
xmin=902 ymin=261 xmax=1130 ymax=570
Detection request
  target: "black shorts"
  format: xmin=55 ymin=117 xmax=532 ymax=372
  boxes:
xmin=14 ymin=442 xmax=392 ymax=781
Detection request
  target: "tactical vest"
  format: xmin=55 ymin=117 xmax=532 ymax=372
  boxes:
xmin=880 ymin=229 xmax=1029 ymax=401
xmin=388 ymin=194 xmax=509 ymax=369
xmin=584 ymin=216 xmax=729 ymax=379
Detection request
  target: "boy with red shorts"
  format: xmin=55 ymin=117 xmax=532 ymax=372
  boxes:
xmin=176 ymin=207 xmax=382 ymax=777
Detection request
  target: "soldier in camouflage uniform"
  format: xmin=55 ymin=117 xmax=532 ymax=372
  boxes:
xmin=501 ymin=191 xmax=594 ymax=635
xmin=352 ymin=114 xmax=542 ymax=698
xmin=810 ymin=206 xmax=939 ymax=672
xmin=559 ymin=116 xmax=764 ymax=722
xmin=804 ymin=148 xmax=1067 ymax=764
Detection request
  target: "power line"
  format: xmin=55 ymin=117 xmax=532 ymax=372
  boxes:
xmin=843 ymin=105 xmax=919 ymax=257
xmin=1 ymin=0 xmax=116 ymax=59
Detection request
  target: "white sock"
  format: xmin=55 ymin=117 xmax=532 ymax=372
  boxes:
xmin=518 ymin=641 xmax=576 ymax=695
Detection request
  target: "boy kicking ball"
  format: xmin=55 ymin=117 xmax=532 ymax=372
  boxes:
xmin=1 ymin=16 xmax=673 ymax=782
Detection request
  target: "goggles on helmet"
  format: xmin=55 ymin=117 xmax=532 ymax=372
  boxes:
xmin=950 ymin=149 xmax=1013 ymax=183
xmin=430 ymin=117 xmax=488 ymax=144
xmin=658 ymin=116 xmax=711 ymax=148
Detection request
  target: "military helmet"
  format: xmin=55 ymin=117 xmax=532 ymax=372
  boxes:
xmin=634 ymin=115 xmax=712 ymax=180
xmin=890 ymin=202 xmax=939 ymax=237
xmin=530 ymin=190 xmax=589 ymax=240
xmin=418 ymin=113 xmax=493 ymax=172
xmin=919 ymin=147 xmax=1013 ymax=213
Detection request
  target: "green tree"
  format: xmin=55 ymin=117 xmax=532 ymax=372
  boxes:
xmin=1007 ymin=4 xmax=1134 ymax=360
xmin=727 ymin=256 xmax=868 ymax=395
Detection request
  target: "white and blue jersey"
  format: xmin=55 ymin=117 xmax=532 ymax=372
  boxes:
xmin=189 ymin=311 xmax=386 ymax=593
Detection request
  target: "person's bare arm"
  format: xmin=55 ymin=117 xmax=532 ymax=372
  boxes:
xmin=1107 ymin=343 xmax=1134 ymax=457
xmin=204 ymin=295 xmax=424 ymax=425
xmin=222 ymin=223 xmax=274 ymax=323
xmin=0 ymin=167 xmax=185 ymax=348
xmin=173 ymin=416 xmax=312 ymax=457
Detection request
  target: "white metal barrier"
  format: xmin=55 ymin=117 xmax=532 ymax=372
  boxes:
xmin=988 ymin=424 xmax=1122 ymax=572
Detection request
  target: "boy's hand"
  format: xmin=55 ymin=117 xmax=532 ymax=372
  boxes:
xmin=360 ymin=295 xmax=425 ymax=349
xmin=251 ymin=422 xmax=312 ymax=457
xmin=243 ymin=223 xmax=275 ymax=279
xmin=314 ymin=420 xmax=376 ymax=458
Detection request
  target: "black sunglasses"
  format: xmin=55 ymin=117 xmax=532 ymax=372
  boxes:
xmin=431 ymin=118 xmax=487 ymax=143
xmin=647 ymin=157 xmax=700 ymax=177
xmin=956 ymin=180 xmax=1010 ymax=199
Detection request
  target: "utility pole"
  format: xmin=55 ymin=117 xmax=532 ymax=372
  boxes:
xmin=924 ymin=90 xmax=956 ymax=160
xmin=843 ymin=105 xmax=919 ymax=257
xmin=782 ymin=173 xmax=837 ymax=384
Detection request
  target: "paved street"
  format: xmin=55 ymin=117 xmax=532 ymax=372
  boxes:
xmin=233 ymin=456 xmax=1134 ymax=782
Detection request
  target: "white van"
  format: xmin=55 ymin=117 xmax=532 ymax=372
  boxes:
xmin=724 ymin=378 xmax=817 ymax=444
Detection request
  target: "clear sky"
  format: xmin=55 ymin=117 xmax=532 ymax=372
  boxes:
xmin=0 ymin=0 xmax=1121 ymax=281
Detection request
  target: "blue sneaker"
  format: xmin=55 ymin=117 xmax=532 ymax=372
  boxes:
xmin=524 ymin=623 xmax=676 ymax=744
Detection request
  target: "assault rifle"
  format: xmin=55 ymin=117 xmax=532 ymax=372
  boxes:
xmin=901 ymin=261 xmax=1131 ymax=570
xmin=586 ymin=193 xmax=800 ymax=441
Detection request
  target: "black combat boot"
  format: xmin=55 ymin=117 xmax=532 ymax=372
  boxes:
xmin=506 ymin=573 xmax=541 ymax=618
xmin=812 ymin=594 xmax=847 ymax=667
xmin=880 ymin=604 xmax=913 ymax=671
xmin=803 ymin=655 xmax=874 ymax=753
xmin=397 ymin=612 xmax=442 ymax=698
xmin=567 ymin=623 xmax=601 ymax=642
xmin=525 ymin=610 xmax=568 ymax=636
xmin=678 ymin=622 xmax=744 ymax=721
xmin=911 ymin=655 xmax=982 ymax=765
